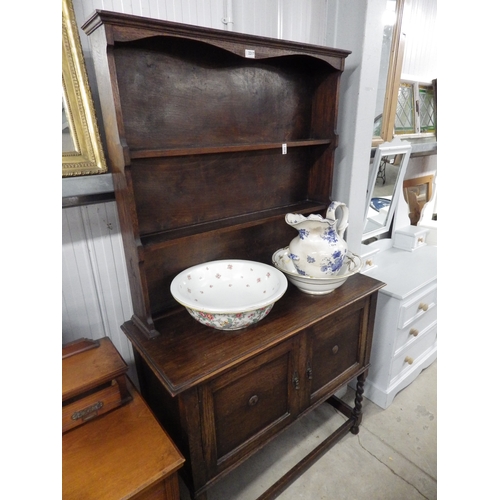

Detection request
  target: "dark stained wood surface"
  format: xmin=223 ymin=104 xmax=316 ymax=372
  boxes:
xmin=123 ymin=273 xmax=384 ymax=396
xmin=82 ymin=14 xmax=386 ymax=499
xmin=84 ymin=11 xmax=351 ymax=337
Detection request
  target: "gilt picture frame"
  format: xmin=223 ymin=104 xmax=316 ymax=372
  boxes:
xmin=62 ymin=0 xmax=106 ymax=177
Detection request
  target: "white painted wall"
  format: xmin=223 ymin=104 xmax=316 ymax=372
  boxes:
xmin=63 ymin=0 xmax=437 ymax=373
xmin=327 ymin=0 xmax=388 ymax=255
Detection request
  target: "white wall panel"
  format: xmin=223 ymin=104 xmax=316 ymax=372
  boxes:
xmin=231 ymin=0 xmax=280 ymax=38
xmin=63 ymin=207 xmax=106 ymax=342
xmin=401 ymin=0 xmax=437 ymax=82
xmin=62 ymin=202 xmax=134 ymax=373
xmin=231 ymin=0 xmax=328 ymax=44
xmin=75 ymin=0 xmax=226 ymax=52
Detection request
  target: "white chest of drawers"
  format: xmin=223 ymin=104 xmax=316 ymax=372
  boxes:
xmin=360 ymin=244 xmax=437 ymax=409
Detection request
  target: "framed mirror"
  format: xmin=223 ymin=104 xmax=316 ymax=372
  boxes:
xmin=372 ymin=0 xmax=405 ymax=145
xmin=362 ymin=137 xmax=411 ymax=241
xmin=62 ymin=0 xmax=106 ymax=177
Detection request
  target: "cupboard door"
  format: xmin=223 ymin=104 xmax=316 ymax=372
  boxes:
xmin=200 ymin=338 xmax=300 ymax=475
xmin=308 ymin=301 xmax=367 ymax=404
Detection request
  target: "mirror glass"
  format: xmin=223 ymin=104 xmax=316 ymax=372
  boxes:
xmin=373 ymin=0 xmax=397 ymax=138
xmin=362 ymin=137 xmax=412 ymax=241
xmin=62 ymin=94 xmax=75 ymax=153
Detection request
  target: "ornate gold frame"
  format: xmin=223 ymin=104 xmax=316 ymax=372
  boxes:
xmin=62 ymin=0 xmax=106 ymax=176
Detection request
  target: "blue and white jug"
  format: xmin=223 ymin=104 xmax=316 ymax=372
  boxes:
xmin=285 ymin=201 xmax=349 ymax=278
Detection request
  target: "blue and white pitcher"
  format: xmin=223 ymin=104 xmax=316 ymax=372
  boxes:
xmin=285 ymin=201 xmax=349 ymax=278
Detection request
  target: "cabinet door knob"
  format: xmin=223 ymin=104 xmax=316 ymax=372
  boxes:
xmin=331 ymin=345 xmax=339 ymax=355
xmin=409 ymin=328 xmax=419 ymax=337
xmin=404 ymin=356 xmax=414 ymax=365
xmin=418 ymin=302 xmax=429 ymax=312
xmin=306 ymin=363 xmax=313 ymax=380
xmin=248 ymin=395 xmax=259 ymax=406
xmin=292 ymin=371 xmax=300 ymax=390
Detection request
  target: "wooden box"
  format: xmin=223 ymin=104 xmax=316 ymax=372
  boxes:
xmin=62 ymin=337 xmax=132 ymax=433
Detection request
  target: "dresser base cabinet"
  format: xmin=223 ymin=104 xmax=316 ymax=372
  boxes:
xmin=124 ymin=275 xmax=383 ymax=500
xmin=361 ymin=245 xmax=437 ymax=409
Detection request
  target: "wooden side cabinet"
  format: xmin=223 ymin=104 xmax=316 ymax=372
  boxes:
xmin=63 ymin=380 xmax=185 ymax=500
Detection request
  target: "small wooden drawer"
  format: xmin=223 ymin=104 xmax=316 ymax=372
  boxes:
xmin=63 ymin=379 xmax=126 ymax=433
xmin=394 ymin=306 xmax=437 ymax=354
xmin=390 ymin=323 xmax=437 ymax=384
xmin=398 ymin=281 xmax=437 ymax=329
xmin=393 ymin=226 xmax=429 ymax=252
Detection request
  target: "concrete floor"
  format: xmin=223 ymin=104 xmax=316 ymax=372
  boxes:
xmin=179 ymin=360 xmax=437 ymax=500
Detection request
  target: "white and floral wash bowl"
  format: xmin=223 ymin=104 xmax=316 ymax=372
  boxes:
xmin=170 ymin=260 xmax=288 ymax=330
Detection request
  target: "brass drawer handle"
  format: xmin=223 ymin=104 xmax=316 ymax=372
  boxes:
xmin=418 ymin=302 xmax=429 ymax=312
xmin=331 ymin=345 xmax=339 ymax=355
xmin=410 ymin=328 xmax=419 ymax=337
xmin=248 ymin=395 xmax=259 ymax=406
xmin=71 ymin=401 xmax=104 ymax=421
xmin=404 ymin=356 xmax=414 ymax=365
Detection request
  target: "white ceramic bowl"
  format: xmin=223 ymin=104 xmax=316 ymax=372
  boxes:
xmin=170 ymin=260 xmax=288 ymax=330
xmin=272 ymin=248 xmax=361 ymax=295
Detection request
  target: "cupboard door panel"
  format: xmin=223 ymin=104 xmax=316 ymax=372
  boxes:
xmin=204 ymin=338 xmax=299 ymax=470
xmin=309 ymin=303 xmax=364 ymax=402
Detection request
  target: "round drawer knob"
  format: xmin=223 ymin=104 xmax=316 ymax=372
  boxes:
xmin=404 ymin=356 xmax=414 ymax=365
xmin=366 ymin=259 xmax=373 ymax=266
xmin=331 ymin=345 xmax=339 ymax=355
xmin=418 ymin=302 xmax=429 ymax=312
xmin=248 ymin=395 xmax=259 ymax=406
xmin=418 ymin=237 xmax=424 ymax=243
xmin=409 ymin=328 xmax=419 ymax=337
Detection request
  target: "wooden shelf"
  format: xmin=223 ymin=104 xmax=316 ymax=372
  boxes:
xmin=129 ymin=139 xmax=332 ymax=160
xmin=141 ymin=201 xmax=328 ymax=249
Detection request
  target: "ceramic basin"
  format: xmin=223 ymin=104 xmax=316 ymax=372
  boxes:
xmin=170 ymin=259 xmax=288 ymax=330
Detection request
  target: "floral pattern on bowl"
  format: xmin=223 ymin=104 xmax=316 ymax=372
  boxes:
xmin=184 ymin=304 xmax=275 ymax=330
xmin=170 ymin=260 xmax=288 ymax=331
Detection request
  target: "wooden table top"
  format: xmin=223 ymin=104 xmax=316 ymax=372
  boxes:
xmin=62 ymin=380 xmax=184 ymax=499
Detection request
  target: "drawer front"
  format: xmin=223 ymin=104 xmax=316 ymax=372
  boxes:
xmin=390 ymin=323 xmax=437 ymax=384
xmin=62 ymin=381 xmax=124 ymax=433
xmin=393 ymin=230 xmax=427 ymax=251
xmin=398 ymin=281 xmax=437 ymax=329
xmin=309 ymin=301 xmax=367 ymax=403
xmin=394 ymin=305 xmax=437 ymax=354
xmin=208 ymin=338 xmax=299 ymax=466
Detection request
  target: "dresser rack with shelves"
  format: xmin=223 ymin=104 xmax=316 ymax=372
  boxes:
xmin=83 ymin=11 xmax=384 ymax=499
